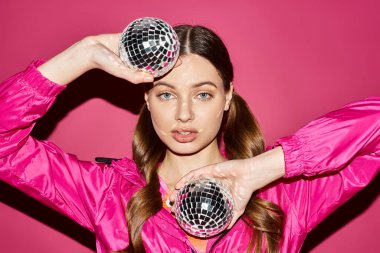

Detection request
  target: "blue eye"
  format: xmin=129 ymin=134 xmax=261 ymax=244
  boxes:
xmin=158 ymin=92 xmax=174 ymax=100
xmin=197 ymin=92 xmax=212 ymax=100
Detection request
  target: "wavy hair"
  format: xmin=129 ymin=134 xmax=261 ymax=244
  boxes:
xmin=122 ymin=25 xmax=284 ymax=253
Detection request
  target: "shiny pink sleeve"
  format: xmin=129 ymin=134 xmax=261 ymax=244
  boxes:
xmin=274 ymin=97 xmax=380 ymax=232
xmin=0 ymin=60 xmax=119 ymax=232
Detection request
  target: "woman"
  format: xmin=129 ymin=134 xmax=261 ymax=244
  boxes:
xmin=0 ymin=25 xmax=379 ymax=253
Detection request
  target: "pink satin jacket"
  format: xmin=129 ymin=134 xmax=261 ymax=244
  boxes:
xmin=0 ymin=60 xmax=379 ymax=253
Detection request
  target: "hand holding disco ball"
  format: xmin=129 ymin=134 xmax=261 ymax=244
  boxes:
xmin=174 ymin=177 xmax=234 ymax=238
xmin=119 ymin=17 xmax=180 ymax=78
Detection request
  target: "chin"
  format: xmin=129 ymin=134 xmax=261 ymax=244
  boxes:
xmin=164 ymin=139 xmax=217 ymax=157
xmin=167 ymin=145 xmax=203 ymax=156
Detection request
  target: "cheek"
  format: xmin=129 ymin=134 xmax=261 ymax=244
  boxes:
xmin=195 ymin=103 xmax=225 ymax=133
xmin=149 ymin=106 xmax=175 ymax=137
xmin=196 ymin=101 xmax=225 ymax=120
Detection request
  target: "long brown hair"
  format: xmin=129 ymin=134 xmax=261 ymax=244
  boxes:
xmin=123 ymin=25 xmax=284 ymax=253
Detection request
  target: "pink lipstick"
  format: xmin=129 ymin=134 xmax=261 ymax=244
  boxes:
xmin=171 ymin=128 xmax=198 ymax=143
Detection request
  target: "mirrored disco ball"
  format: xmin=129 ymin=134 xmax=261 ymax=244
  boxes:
xmin=174 ymin=177 xmax=234 ymax=238
xmin=119 ymin=17 xmax=180 ymax=77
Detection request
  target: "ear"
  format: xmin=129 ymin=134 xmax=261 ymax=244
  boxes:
xmin=144 ymin=92 xmax=150 ymax=111
xmin=224 ymin=83 xmax=234 ymax=111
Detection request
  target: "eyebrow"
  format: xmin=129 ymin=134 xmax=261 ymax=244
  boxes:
xmin=154 ymin=81 xmax=218 ymax=89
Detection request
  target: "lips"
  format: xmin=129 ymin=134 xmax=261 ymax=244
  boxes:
xmin=171 ymin=128 xmax=198 ymax=143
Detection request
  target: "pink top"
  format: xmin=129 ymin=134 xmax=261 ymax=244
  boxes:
xmin=0 ymin=60 xmax=379 ymax=253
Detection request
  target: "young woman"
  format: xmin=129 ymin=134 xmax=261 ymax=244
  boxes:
xmin=0 ymin=25 xmax=379 ymax=253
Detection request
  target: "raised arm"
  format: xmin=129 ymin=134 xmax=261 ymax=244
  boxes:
xmin=277 ymin=96 xmax=380 ymax=178
xmin=268 ymin=96 xmax=380 ymax=233
xmin=36 ymin=34 xmax=153 ymax=85
xmin=171 ymin=97 xmax=379 ymax=232
xmin=0 ymin=34 xmax=153 ymax=232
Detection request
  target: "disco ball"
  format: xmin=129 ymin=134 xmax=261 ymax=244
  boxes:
xmin=119 ymin=17 xmax=180 ymax=77
xmin=174 ymin=177 xmax=234 ymax=238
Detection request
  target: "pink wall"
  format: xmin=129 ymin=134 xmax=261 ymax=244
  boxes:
xmin=0 ymin=0 xmax=379 ymax=252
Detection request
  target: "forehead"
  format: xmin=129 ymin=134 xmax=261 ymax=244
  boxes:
xmin=154 ymin=54 xmax=223 ymax=88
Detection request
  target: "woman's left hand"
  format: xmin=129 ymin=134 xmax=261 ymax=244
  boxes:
xmin=169 ymin=146 xmax=285 ymax=228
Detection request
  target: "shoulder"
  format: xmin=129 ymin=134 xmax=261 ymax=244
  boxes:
xmin=109 ymin=157 xmax=146 ymax=188
xmin=93 ymin=157 xmax=143 ymax=251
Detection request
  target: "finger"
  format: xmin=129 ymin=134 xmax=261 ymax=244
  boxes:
xmin=227 ymin=210 xmax=244 ymax=229
xmin=94 ymin=45 xmax=154 ymax=83
xmin=106 ymin=61 xmax=154 ymax=84
xmin=173 ymin=57 xmax=182 ymax=68
xmin=102 ymin=59 xmax=154 ymax=84
xmin=174 ymin=166 xmax=216 ymax=189
xmin=169 ymin=165 xmax=221 ymax=202
xmin=169 ymin=172 xmax=198 ymax=202
xmin=170 ymin=197 xmax=176 ymax=214
xmin=168 ymin=175 xmax=195 ymax=202
xmin=227 ymin=217 xmax=237 ymax=230
xmin=169 ymin=188 xmax=178 ymax=202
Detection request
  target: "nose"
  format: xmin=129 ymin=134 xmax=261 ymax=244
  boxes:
xmin=175 ymin=99 xmax=194 ymax=122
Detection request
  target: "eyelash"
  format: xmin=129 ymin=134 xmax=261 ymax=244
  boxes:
xmin=197 ymin=92 xmax=213 ymax=101
xmin=156 ymin=92 xmax=213 ymax=101
xmin=157 ymin=92 xmax=174 ymax=101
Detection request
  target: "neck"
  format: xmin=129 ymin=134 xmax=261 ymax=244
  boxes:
xmin=158 ymin=141 xmax=226 ymax=190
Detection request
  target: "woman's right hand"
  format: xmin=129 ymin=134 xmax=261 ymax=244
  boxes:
xmin=37 ymin=34 xmax=154 ymax=85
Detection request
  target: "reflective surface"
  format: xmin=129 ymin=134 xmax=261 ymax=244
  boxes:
xmin=174 ymin=177 xmax=234 ymax=238
xmin=119 ymin=17 xmax=180 ymax=77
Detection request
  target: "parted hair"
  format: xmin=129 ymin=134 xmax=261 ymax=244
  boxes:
xmin=121 ymin=25 xmax=284 ymax=253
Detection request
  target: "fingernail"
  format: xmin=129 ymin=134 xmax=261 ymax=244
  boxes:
xmin=143 ymin=73 xmax=154 ymax=83
xmin=143 ymin=76 xmax=153 ymax=82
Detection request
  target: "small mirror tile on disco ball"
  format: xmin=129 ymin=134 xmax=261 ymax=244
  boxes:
xmin=174 ymin=177 xmax=234 ymax=238
xmin=119 ymin=17 xmax=180 ymax=78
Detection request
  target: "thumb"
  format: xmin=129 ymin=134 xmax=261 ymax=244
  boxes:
xmin=169 ymin=165 xmax=218 ymax=202
xmin=92 ymin=44 xmax=154 ymax=83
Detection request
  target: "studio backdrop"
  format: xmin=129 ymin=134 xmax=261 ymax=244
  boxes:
xmin=0 ymin=0 xmax=379 ymax=252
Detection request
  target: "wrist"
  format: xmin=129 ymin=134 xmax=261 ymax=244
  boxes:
xmin=78 ymin=36 xmax=105 ymax=70
xmin=37 ymin=37 xmax=95 ymax=85
xmin=247 ymin=146 xmax=285 ymax=192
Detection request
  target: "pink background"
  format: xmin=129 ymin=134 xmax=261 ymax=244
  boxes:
xmin=0 ymin=0 xmax=379 ymax=252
